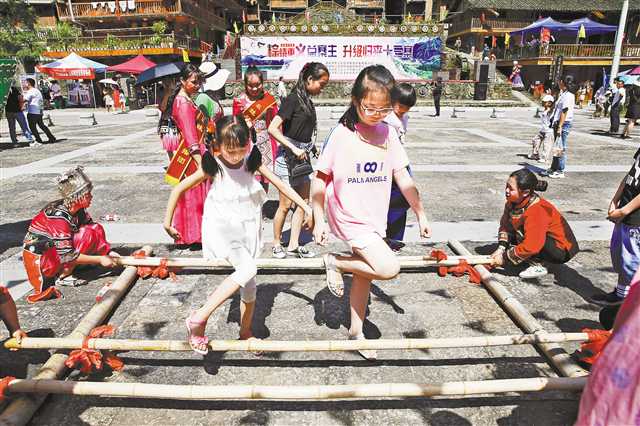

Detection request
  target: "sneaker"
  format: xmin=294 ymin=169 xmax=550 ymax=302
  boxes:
xmin=548 ymin=171 xmax=565 ymax=179
xmin=519 ymin=263 xmax=548 ymax=279
xmin=539 ymin=169 xmax=552 ymax=176
xmin=527 ymin=154 xmax=540 ymax=160
xmin=30 ymin=141 xmax=42 ymax=147
xmin=384 ymin=238 xmax=405 ymax=251
xmin=272 ymin=245 xmax=286 ymax=259
xmin=55 ymin=276 xmax=88 ymax=287
xmin=537 ymin=157 xmax=547 ymax=164
xmin=588 ymin=291 xmax=624 ymax=307
xmin=287 ymin=246 xmax=315 ymax=258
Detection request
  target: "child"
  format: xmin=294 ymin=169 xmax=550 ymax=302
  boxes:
xmin=490 ymin=168 xmax=579 ymax=279
xmin=311 ymin=65 xmax=431 ymax=361
xmin=589 ymin=147 xmax=640 ymax=306
xmin=22 ymin=167 xmax=120 ymax=303
xmin=384 ymin=83 xmax=417 ymax=248
xmin=527 ymin=94 xmax=554 ymax=163
xmin=163 ymin=114 xmax=312 ymax=355
xmin=0 ymin=287 xmax=27 ymax=342
xmin=103 ymin=88 xmax=113 ymax=113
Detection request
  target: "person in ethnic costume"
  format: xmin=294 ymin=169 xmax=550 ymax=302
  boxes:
xmin=490 ymin=168 xmax=579 ymax=279
xmin=233 ymin=66 xmax=278 ymax=192
xmin=22 ymin=166 xmax=120 ymax=303
xmin=165 ymin=64 xmax=210 ymax=249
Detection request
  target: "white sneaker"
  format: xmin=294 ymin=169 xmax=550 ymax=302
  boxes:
xmin=55 ymin=276 xmax=88 ymax=287
xmin=548 ymin=171 xmax=565 ymax=179
xmin=30 ymin=141 xmax=42 ymax=147
xmin=519 ymin=263 xmax=548 ymax=279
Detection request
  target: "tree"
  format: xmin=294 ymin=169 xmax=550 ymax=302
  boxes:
xmin=0 ymin=0 xmax=45 ymax=60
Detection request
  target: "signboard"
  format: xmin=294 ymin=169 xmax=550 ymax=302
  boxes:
xmin=240 ymin=36 xmax=441 ymax=80
xmin=36 ymin=66 xmax=95 ymax=80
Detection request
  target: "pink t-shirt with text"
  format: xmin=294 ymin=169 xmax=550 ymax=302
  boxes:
xmin=316 ymin=122 xmax=409 ymax=242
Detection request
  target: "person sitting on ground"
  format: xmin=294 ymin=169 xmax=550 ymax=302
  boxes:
xmin=527 ymin=94 xmax=555 ymax=163
xmin=384 ymin=82 xmax=417 ymax=248
xmin=0 ymin=287 xmax=27 ymax=342
xmin=22 ymin=166 xmax=120 ymax=303
xmin=490 ymin=168 xmax=579 ymax=279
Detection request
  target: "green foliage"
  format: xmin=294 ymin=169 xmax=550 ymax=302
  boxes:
xmin=45 ymin=22 xmax=82 ymax=50
xmin=152 ymin=21 xmax=167 ymax=36
xmin=0 ymin=0 xmax=44 ymax=59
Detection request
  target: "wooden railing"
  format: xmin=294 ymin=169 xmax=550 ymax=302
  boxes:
xmin=269 ymin=0 xmax=308 ymax=8
xmin=57 ymin=0 xmax=225 ymax=29
xmin=449 ymin=17 xmax=532 ymax=35
xmin=500 ymin=43 xmax=640 ymax=60
xmin=346 ymin=0 xmax=384 ymax=8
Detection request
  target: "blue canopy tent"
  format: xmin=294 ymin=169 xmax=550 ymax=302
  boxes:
xmin=564 ymin=17 xmax=617 ymax=36
xmin=509 ymin=17 xmax=566 ymax=37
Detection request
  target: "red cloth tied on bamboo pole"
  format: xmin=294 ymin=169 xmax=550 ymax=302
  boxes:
xmin=576 ymin=328 xmax=612 ymax=365
xmin=132 ymin=251 xmax=179 ymax=280
xmin=0 ymin=376 xmax=15 ymax=402
xmin=64 ymin=325 xmax=124 ymax=374
xmin=432 ymin=249 xmax=485 ymax=285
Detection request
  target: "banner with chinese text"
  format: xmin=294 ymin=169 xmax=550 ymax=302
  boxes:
xmin=240 ymin=36 xmax=441 ymax=81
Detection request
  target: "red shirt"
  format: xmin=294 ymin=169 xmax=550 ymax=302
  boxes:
xmin=498 ymin=196 xmax=578 ymax=264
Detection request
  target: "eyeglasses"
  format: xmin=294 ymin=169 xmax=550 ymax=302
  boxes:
xmin=360 ymin=102 xmax=393 ymax=117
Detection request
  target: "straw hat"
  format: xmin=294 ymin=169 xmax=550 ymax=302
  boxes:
xmin=199 ymin=62 xmax=230 ymax=92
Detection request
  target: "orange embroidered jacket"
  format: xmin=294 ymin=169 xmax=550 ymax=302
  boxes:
xmin=498 ymin=196 xmax=578 ymax=264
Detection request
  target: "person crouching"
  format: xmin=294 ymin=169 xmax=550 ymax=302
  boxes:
xmin=22 ymin=166 xmax=120 ymax=303
xmin=491 ymin=168 xmax=579 ymax=279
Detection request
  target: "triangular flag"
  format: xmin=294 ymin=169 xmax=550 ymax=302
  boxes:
xmin=408 ymin=12 xmax=411 ymax=20
xmin=233 ymin=21 xmax=239 ymax=34
xmin=182 ymin=49 xmax=190 ymax=62
xmin=505 ymin=33 xmax=510 ymax=47
xmin=578 ymin=24 xmax=586 ymax=39
xmin=272 ymin=12 xmax=276 ymax=24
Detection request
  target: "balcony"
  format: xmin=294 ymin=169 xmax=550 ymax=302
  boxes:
xmin=501 ymin=44 xmax=640 ymax=60
xmin=57 ymin=0 xmax=226 ymax=30
xmin=42 ymin=32 xmax=204 ymax=58
xmin=346 ymin=0 xmax=384 ymax=9
xmin=448 ymin=17 xmax=532 ymax=36
xmin=269 ymin=0 xmax=307 ymax=9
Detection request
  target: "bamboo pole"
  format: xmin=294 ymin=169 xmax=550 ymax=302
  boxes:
xmin=0 ymin=246 xmax=153 ymax=426
xmin=3 ymin=376 xmax=587 ymax=400
xmin=115 ymin=254 xmax=494 ymax=270
xmin=4 ymin=332 xmax=591 ymax=352
xmin=447 ymin=240 xmax=589 ymax=378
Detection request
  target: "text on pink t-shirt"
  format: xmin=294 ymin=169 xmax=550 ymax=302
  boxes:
xmin=316 ymin=122 xmax=409 ymax=242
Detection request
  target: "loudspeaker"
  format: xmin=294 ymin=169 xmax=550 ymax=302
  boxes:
xmin=479 ymin=64 xmax=489 ymax=84
xmin=474 ymin=83 xmax=488 ymax=101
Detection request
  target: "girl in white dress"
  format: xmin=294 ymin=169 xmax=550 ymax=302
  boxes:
xmin=163 ymin=114 xmax=312 ymax=355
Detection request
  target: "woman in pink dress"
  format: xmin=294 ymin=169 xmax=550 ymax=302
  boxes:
xmin=166 ymin=64 xmax=210 ymax=248
xmin=232 ymin=66 xmax=278 ymax=192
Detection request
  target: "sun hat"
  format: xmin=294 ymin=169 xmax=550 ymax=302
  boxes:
xmin=198 ymin=62 xmax=230 ymax=92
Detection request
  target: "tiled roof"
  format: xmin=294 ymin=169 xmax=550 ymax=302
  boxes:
xmin=465 ymin=0 xmax=640 ymax=11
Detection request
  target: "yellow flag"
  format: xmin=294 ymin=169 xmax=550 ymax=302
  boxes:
xmin=272 ymin=13 xmax=276 ymax=24
xmin=578 ymin=24 xmax=586 ymax=39
xmin=234 ymin=21 xmax=239 ymax=34
xmin=182 ymin=49 xmax=190 ymax=62
xmin=505 ymin=33 xmax=510 ymax=47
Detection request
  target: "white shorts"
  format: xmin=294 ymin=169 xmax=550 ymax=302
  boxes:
xmin=347 ymin=232 xmax=383 ymax=250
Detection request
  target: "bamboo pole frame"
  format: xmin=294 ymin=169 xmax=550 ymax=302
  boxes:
xmin=3 ymin=377 xmax=587 ymax=400
xmin=4 ymin=332 xmax=591 ymax=352
xmin=447 ymin=240 xmax=589 ymax=378
xmin=115 ymin=254 xmax=494 ymax=270
xmin=0 ymin=246 xmax=153 ymax=426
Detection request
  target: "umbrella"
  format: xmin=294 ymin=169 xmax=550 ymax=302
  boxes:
xmin=98 ymin=78 xmax=118 ymax=85
xmin=135 ymin=62 xmax=187 ymax=86
xmin=628 ymin=65 xmax=640 ymax=76
xmin=618 ymin=74 xmax=640 ymax=85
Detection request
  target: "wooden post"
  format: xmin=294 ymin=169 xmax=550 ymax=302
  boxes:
xmin=447 ymin=240 xmax=588 ymax=378
xmin=3 ymin=376 xmax=587 ymax=400
xmin=4 ymin=332 xmax=591 ymax=352
xmin=0 ymin=246 xmax=153 ymax=426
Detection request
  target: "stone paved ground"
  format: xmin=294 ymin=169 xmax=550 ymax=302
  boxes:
xmin=0 ymin=104 xmax=630 ymax=425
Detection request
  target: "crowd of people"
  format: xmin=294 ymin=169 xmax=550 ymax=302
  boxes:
xmin=2 ymin=61 xmax=639 ymax=423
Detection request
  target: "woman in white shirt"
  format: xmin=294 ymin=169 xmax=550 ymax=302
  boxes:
xmin=542 ymin=75 xmax=575 ymax=179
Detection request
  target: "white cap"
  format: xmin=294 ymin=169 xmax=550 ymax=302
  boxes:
xmin=542 ymin=94 xmax=554 ymax=103
xmin=199 ymin=62 xmax=230 ymax=92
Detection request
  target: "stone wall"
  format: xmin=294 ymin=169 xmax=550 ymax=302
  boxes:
xmin=223 ymin=80 xmax=513 ymax=101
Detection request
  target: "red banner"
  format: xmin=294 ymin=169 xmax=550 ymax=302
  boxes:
xmin=37 ymin=67 xmax=95 ymax=80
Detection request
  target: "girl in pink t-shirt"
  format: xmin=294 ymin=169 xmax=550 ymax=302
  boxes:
xmin=311 ymin=65 xmax=431 ymax=360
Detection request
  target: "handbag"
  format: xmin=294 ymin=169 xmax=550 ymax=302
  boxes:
xmin=284 ymin=137 xmax=317 ymax=180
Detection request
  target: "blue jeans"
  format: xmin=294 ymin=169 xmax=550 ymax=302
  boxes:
xmin=556 ymin=122 xmax=571 ymax=172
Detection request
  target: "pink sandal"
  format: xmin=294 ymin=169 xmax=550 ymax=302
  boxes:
xmin=185 ymin=313 xmax=209 ymax=355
